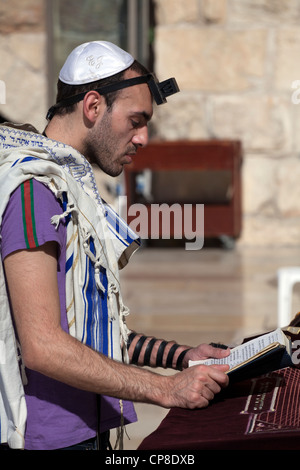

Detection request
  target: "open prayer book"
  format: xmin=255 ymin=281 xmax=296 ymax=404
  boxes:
xmin=189 ymin=328 xmax=293 ymax=383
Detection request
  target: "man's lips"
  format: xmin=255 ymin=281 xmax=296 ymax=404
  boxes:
xmin=123 ymin=155 xmax=133 ymax=164
xmin=123 ymin=151 xmax=137 ymax=164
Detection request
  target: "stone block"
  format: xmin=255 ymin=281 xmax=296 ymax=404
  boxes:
xmin=0 ymin=32 xmax=47 ymax=130
xmin=154 ymin=0 xmax=199 ymax=25
xmin=151 ymin=92 xmax=209 ymax=140
xmin=0 ymin=0 xmax=45 ymax=33
xmin=239 ymin=214 xmax=300 ymax=246
xmin=242 ymin=156 xmax=278 ymax=215
xmin=275 ymin=28 xmax=300 ymax=91
xmin=8 ymin=33 xmax=46 ymax=71
xmin=210 ymin=95 xmax=292 ymax=152
xmin=229 ymin=0 xmax=300 ymax=26
xmin=155 ymin=27 xmax=267 ymax=91
xmin=277 ymin=157 xmax=300 ymax=216
xmin=291 ymin=97 xmax=300 ymax=152
xmin=202 ymin=0 xmax=227 ymax=23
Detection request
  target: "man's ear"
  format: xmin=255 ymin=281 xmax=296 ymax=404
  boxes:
xmin=82 ymin=91 xmax=105 ymax=123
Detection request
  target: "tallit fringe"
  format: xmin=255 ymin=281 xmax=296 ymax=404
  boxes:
xmin=51 ymin=203 xmax=77 ymax=229
xmin=114 ymin=399 xmax=125 ymax=450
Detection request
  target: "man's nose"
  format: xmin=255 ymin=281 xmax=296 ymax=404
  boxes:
xmin=132 ymin=125 xmax=149 ymax=148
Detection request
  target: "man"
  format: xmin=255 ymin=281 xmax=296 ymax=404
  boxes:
xmin=0 ymin=41 xmax=229 ymax=450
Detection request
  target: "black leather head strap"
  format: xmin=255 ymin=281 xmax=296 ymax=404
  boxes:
xmin=46 ymin=74 xmax=179 ymax=120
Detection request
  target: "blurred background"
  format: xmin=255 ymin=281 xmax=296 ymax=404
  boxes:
xmin=2 ymin=0 xmax=300 ymax=449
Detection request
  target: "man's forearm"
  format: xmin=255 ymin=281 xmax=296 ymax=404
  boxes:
xmin=126 ymin=331 xmax=190 ymax=370
xmin=23 ymin=325 xmax=229 ymax=411
xmin=24 ymin=324 xmax=172 ymax=407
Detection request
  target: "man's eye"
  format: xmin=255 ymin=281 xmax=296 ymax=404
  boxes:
xmin=131 ymin=120 xmax=140 ymax=128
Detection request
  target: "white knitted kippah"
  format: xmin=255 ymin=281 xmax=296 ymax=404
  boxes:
xmin=59 ymin=41 xmax=134 ymax=85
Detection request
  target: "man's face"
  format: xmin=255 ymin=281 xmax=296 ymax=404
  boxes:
xmin=84 ymin=69 xmax=153 ymax=177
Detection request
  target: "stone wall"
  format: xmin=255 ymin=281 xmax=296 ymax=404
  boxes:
xmin=152 ymin=0 xmax=300 ymax=246
xmin=0 ymin=0 xmax=47 ymax=131
xmin=1 ymin=0 xmax=300 ymax=246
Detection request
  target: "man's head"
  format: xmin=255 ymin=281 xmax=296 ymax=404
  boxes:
xmin=45 ymin=41 xmax=179 ymax=176
xmin=48 ymin=41 xmax=149 ymax=119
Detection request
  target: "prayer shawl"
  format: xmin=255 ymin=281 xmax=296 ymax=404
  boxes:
xmin=0 ymin=124 xmax=140 ymax=449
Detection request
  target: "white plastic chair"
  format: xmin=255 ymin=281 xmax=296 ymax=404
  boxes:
xmin=277 ymin=267 xmax=300 ymax=327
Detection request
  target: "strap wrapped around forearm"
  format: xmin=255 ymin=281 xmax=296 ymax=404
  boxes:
xmin=127 ymin=332 xmax=190 ymax=370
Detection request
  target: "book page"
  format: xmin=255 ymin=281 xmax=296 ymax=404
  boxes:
xmin=189 ymin=328 xmax=286 ymax=370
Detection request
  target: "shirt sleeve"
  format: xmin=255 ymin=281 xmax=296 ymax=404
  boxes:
xmin=1 ymin=178 xmax=66 ymax=260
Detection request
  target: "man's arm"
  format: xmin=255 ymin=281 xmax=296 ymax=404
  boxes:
xmin=126 ymin=332 xmax=230 ymax=371
xmin=3 ymin=241 xmax=229 ymax=410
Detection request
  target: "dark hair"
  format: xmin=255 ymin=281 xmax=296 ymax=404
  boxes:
xmin=54 ymin=59 xmax=150 ymax=117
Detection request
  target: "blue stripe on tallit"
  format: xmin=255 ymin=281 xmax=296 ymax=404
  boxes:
xmin=104 ymin=203 xmax=141 ymax=248
xmin=110 ymin=308 xmax=113 ymax=358
xmin=99 ymin=265 xmax=109 ymax=356
xmin=81 ymin=237 xmax=109 ymax=356
xmin=64 ymin=192 xmax=73 ymax=274
xmin=62 ymin=191 xmax=71 ymax=224
xmin=65 ymin=253 xmax=73 ymax=273
xmin=84 ymin=252 xmax=96 ymax=348
xmin=62 ymin=192 xmax=68 ymax=211
xmin=11 ymin=156 xmax=39 ymax=167
xmin=81 ymin=242 xmax=93 ymax=347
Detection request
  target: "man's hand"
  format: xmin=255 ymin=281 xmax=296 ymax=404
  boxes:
xmin=181 ymin=343 xmax=231 ymax=369
xmin=168 ymin=343 xmax=230 ymax=409
xmin=162 ymin=363 xmax=229 ymax=409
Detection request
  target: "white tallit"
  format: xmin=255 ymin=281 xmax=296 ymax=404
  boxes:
xmin=0 ymin=124 xmax=140 ymax=448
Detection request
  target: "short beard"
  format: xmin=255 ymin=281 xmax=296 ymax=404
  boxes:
xmin=82 ymin=111 xmax=122 ymax=177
